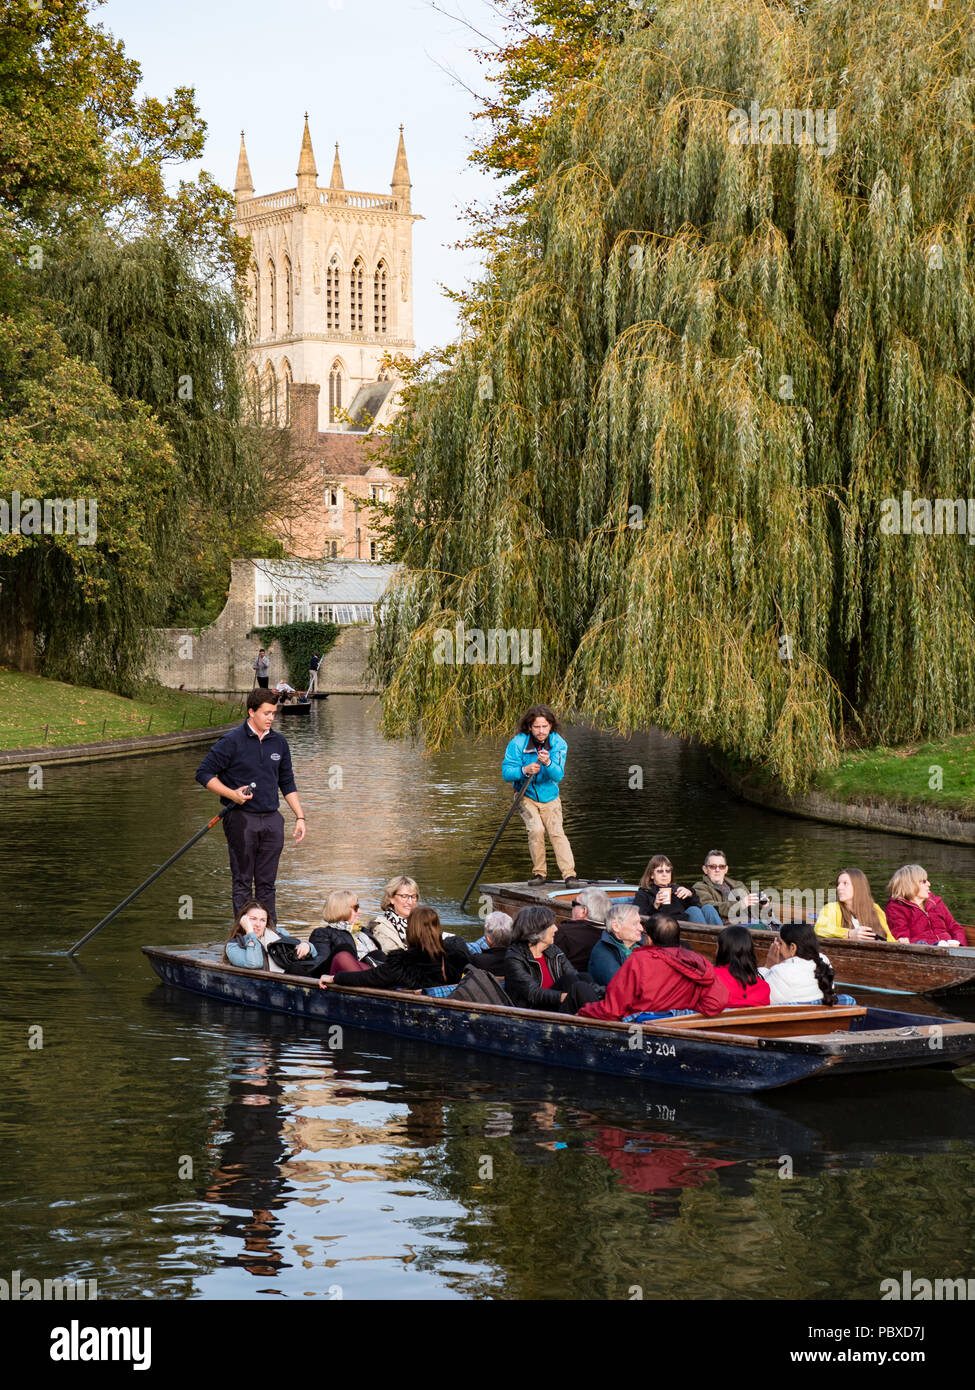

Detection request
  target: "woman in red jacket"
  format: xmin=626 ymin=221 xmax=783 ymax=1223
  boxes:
xmin=884 ymin=865 xmax=968 ymax=946
xmin=713 ymin=926 xmax=771 ymax=1008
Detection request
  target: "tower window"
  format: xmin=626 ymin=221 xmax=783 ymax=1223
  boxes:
xmin=327 ymin=256 xmax=340 ymax=331
xmin=328 ymin=360 xmax=344 ymax=423
xmin=374 ymin=261 xmax=388 ymax=334
xmin=350 ymin=258 xmax=364 ymax=332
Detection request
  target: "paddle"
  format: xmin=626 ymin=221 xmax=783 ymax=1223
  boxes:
xmin=67 ymin=783 xmax=257 ymax=957
xmin=459 ymin=772 xmax=537 ymax=913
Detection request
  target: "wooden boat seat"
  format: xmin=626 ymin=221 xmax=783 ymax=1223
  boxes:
xmin=648 ymin=1005 xmax=868 ymax=1039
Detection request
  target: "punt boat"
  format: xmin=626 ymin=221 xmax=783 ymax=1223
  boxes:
xmin=143 ymin=945 xmax=975 ymax=1093
xmin=276 ymin=701 xmax=311 ymax=716
xmin=480 ymin=880 xmax=975 ymax=997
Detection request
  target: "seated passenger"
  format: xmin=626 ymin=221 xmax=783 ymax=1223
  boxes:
xmin=319 ymin=905 xmax=471 ymax=992
xmin=309 ymin=890 xmax=380 ymax=975
xmin=759 ymin=922 xmax=839 ymax=1005
xmin=634 ymin=855 xmax=723 ymax=926
xmin=578 ymin=914 xmax=729 ymax=1022
xmin=504 ymin=906 xmax=603 ymax=1014
xmin=693 ymin=850 xmax=765 ymax=925
xmin=713 ymin=926 xmax=772 ymax=1007
xmin=588 ymin=903 xmax=646 ymax=986
xmin=885 ymin=865 xmax=967 ymax=946
xmin=225 ymin=899 xmax=327 ymax=975
xmin=369 ymin=876 xmax=420 ymax=955
xmin=468 ymin=911 xmax=514 ymax=974
xmin=555 ymin=887 xmax=610 ymax=968
xmin=814 ymin=869 xmax=894 ymax=941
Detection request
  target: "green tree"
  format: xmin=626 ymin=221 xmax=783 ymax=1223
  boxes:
xmin=377 ymin=0 xmax=975 ymax=788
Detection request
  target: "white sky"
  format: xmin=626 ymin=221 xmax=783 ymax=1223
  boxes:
xmin=96 ymin=0 xmax=506 ymax=352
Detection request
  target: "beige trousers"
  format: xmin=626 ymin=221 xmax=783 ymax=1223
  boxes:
xmin=517 ymin=795 xmax=576 ymax=878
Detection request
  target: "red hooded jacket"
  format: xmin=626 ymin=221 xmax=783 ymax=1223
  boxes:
xmin=578 ymin=944 xmax=729 ymax=1021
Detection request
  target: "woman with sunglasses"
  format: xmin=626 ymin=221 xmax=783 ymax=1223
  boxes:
xmin=308 ymin=889 xmax=381 ymax=975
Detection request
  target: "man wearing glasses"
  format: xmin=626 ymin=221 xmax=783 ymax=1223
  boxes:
xmin=693 ymin=851 xmax=765 ymax=926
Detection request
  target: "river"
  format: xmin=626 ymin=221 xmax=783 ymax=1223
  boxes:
xmin=1 ymin=696 xmax=973 ymax=1299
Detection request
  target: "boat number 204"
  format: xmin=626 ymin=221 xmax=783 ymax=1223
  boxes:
xmin=627 ymin=1026 xmax=676 ymax=1057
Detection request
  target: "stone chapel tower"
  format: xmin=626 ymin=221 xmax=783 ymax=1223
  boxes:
xmin=233 ymin=117 xmax=420 ymax=432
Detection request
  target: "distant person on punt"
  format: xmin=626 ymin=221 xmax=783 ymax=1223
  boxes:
xmin=273 ymin=680 xmax=298 ymax=704
xmin=306 ymin=651 xmax=321 ymax=696
xmin=504 ymin=906 xmax=603 ymax=1014
xmin=814 ymin=869 xmax=894 ymax=942
xmin=252 ymin=648 xmax=270 ymax=689
xmin=577 ymin=914 xmax=728 ymax=1022
xmin=319 ymin=905 xmax=471 ymax=993
xmin=712 ymin=926 xmax=771 ymax=1007
xmin=468 ymin=911 xmax=514 ymax=974
xmin=759 ymin=923 xmax=853 ymax=1005
xmin=555 ymin=887 xmax=611 ymax=969
xmin=370 ymin=876 xmax=420 ymax=954
xmin=884 ymin=865 xmax=968 ymax=946
xmin=224 ymin=899 xmax=327 ymax=976
xmin=693 ymin=850 xmax=766 ymax=925
xmin=634 ymin=856 xmax=722 ymax=926
xmin=588 ymin=903 xmax=646 ymax=986
xmin=308 ymin=890 xmax=383 ymax=976
xmin=502 ymin=704 xmax=583 ymax=888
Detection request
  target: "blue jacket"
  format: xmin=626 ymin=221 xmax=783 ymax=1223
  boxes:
xmin=195 ymin=720 xmax=297 ymax=814
xmin=501 ymin=732 xmax=567 ymax=804
xmin=588 ymin=930 xmax=639 ymax=986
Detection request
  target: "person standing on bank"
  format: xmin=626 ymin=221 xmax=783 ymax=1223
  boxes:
xmin=252 ymin=648 xmax=270 ymax=688
xmin=196 ymin=688 xmax=307 ymax=924
xmin=502 ymin=704 xmax=582 ymax=888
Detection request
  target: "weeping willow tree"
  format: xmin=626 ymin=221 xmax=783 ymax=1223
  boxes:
xmin=376 ymin=0 xmax=975 ymax=788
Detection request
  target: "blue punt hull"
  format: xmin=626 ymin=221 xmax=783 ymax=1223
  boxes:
xmin=143 ymin=947 xmax=975 ymax=1094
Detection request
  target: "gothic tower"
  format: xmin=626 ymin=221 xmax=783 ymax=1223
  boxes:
xmin=234 ymin=117 xmax=420 ymax=432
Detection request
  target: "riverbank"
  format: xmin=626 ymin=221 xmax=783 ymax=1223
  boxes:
xmin=0 ymin=669 xmax=241 ymax=755
xmin=714 ymin=733 xmax=975 ymax=846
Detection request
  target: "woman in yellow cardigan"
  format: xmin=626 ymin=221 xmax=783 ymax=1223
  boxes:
xmin=814 ymin=868 xmax=895 ymax=942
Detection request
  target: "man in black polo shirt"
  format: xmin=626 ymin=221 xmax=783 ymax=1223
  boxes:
xmin=196 ymin=689 xmax=307 ymax=923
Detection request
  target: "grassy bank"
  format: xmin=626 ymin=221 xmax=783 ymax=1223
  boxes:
xmin=811 ymin=734 xmax=975 ymax=816
xmin=0 ymin=669 xmax=243 ymax=752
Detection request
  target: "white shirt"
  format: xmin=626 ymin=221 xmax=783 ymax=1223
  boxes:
xmin=758 ymin=953 xmax=832 ymax=1005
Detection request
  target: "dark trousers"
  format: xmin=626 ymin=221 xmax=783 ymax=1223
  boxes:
xmin=223 ymin=808 xmax=285 ymax=922
xmin=256 ymin=676 xmax=269 ymax=688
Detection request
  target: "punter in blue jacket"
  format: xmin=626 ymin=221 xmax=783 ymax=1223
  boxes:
xmin=502 ymin=704 xmax=582 ymax=887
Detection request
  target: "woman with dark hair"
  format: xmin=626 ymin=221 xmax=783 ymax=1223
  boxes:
xmin=503 ymin=905 xmax=603 ymax=1013
xmin=318 ymin=905 xmax=472 ymax=992
xmin=502 ymin=705 xmax=582 ymax=888
xmin=634 ymin=855 xmax=722 ymax=925
xmin=224 ymin=899 xmax=329 ymax=976
xmin=713 ymin=926 xmax=771 ymax=1007
xmin=759 ymin=922 xmax=840 ymax=1006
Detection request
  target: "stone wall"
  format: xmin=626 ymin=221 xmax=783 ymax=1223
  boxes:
xmin=152 ymin=558 xmax=377 ymax=694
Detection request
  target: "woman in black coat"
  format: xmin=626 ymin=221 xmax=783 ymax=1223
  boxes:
xmin=319 ymin=905 xmax=471 ymax=992
xmin=504 ymin=906 xmax=603 ymax=1014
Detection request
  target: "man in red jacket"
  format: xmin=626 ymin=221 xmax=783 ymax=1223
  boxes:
xmin=578 ymin=914 xmax=728 ymax=1021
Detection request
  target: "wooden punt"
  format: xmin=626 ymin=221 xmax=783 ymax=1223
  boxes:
xmin=480 ymin=880 xmax=975 ymax=997
xmin=142 ymin=945 xmax=975 ymax=1093
xmin=276 ymin=701 xmax=311 ymax=716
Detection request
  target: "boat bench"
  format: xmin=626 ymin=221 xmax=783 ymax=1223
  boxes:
xmin=647 ymin=1005 xmax=868 ymax=1039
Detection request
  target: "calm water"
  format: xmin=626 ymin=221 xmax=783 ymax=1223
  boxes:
xmin=1 ymin=696 xmax=974 ymax=1299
